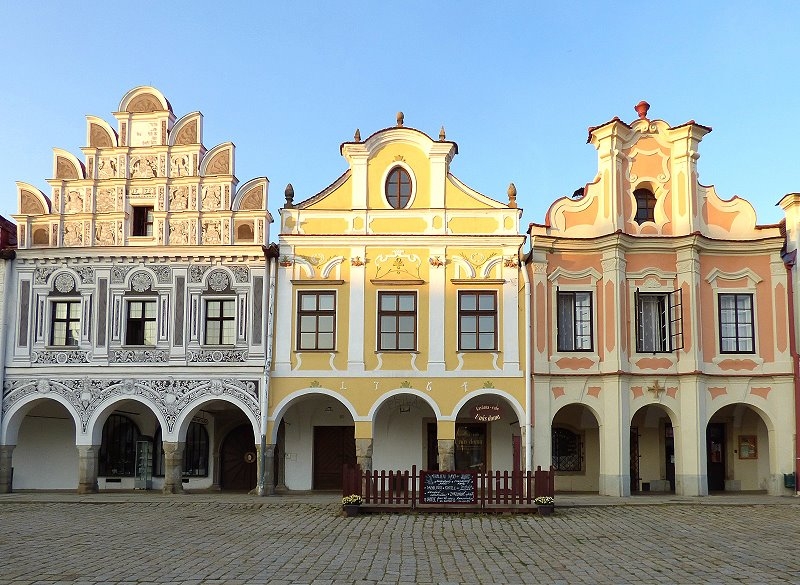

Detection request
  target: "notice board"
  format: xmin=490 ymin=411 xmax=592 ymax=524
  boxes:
xmin=421 ymin=471 xmax=477 ymax=504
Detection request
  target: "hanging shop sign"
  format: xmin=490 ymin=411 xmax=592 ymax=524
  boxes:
xmin=472 ymin=404 xmax=502 ymax=422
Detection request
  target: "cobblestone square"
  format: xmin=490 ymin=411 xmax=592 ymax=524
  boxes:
xmin=1 ymin=494 xmax=799 ymax=584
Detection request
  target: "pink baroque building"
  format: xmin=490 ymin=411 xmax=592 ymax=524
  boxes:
xmin=527 ymin=102 xmax=796 ymax=496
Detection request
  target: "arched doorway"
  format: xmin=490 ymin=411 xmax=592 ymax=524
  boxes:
xmin=372 ymin=393 xmax=437 ymax=472
xmin=274 ymin=393 xmax=355 ymax=490
xmin=10 ymin=399 xmax=78 ymax=490
xmin=706 ymin=404 xmax=771 ymax=492
xmin=551 ymin=404 xmax=599 ymax=493
xmin=220 ymin=424 xmax=257 ymax=491
xmin=631 ymin=404 xmax=675 ymax=493
xmin=93 ymin=400 xmax=160 ymax=490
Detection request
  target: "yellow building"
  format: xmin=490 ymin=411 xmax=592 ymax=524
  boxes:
xmin=269 ymin=117 xmax=526 ymax=491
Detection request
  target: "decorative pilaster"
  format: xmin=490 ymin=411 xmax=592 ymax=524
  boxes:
xmin=162 ymin=441 xmax=185 ymax=494
xmin=676 ymin=247 xmax=701 ymax=371
xmin=77 ymin=444 xmax=100 ymax=494
xmin=437 ymin=439 xmax=455 ymax=471
xmin=601 ymin=250 xmax=627 ymax=372
xmin=355 ymin=438 xmax=373 ymax=473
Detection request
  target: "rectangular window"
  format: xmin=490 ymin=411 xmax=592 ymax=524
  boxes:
xmin=297 ymin=291 xmax=336 ymax=350
xmin=125 ymin=300 xmax=157 ymax=345
xmin=51 ymin=300 xmax=81 ymax=346
xmin=556 ymin=291 xmax=592 ymax=351
xmin=635 ymin=289 xmax=683 ymax=353
xmin=132 ymin=206 xmax=154 ymax=237
xmin=719 ymin=293 xmax=754 ymax=353
xmin=204 ymin=299 xmax=236 ymax=345
xmin=458 ymin=291 xmax=497 ymax=351
xmin=378 ymin=292 xmax=416 ymax=351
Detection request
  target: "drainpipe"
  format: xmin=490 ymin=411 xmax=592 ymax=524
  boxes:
xmin=259 ymin=244 xmax=278 ymax=496
xmin=784 ymin=250 xmax=800 ymax=496
xmin=520 ymin=245 xmax=532 ymax=473
xmin=0 ymin=249 xmax=15 ymax=444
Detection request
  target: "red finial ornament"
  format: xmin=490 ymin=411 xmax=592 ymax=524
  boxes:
xmin=635 ymin=101 xmax=650 ymax=120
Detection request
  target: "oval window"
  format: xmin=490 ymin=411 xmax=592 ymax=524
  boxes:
xmin=385 ymin=167 xmax=412 ymax=209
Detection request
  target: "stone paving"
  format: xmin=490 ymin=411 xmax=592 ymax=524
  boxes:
xmin=1 ymin=493 xmax=800 ymax=584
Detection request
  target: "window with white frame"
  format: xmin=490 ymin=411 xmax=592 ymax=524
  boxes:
xmin=718 ymin=293 xmax=754 ymax=353
xmin=378 ymin=291 xmax=416 ymax=351
xmin=635 ymin=289 xmax=683 ymax=353
xmin=297 ymin=291 xmax=336 ymax=351
xmin=204 ymin=299 xmax=236 ymax=345
xmin=458 ymin=291 xmax=497 ymax=351
xmin=125 ymin=299 xmax=157 ymax=345
xmin=384 ymin=167 xmax=412 ymax=209
xmin=556 ymin=291 xmax=592 ymax=351
xmin=51 ymin=300 xmax=81 ymax=346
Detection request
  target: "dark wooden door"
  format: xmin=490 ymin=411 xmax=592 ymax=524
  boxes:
xmin=665 ymin=423 xmax=675 ymax=492
xmin=220 ymin=424 xmax=257 ymax=491
xmin=313 ymin=426 xmax=356 ymax=490
xmin=427 ymin=422 xmax=439 ymax=470
xmin=630 ymin=427 xmax=640 ymax=493
xmin=707 ymin=423 xmax=726 ymax=491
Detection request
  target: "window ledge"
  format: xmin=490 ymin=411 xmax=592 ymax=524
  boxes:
xmin=712 ymin=355 xmax=763 ymax=366
xmin=375 ymin=350 xmax=420 ymax=354
xmin=456 ymin=350 xmax=500 ymax=354
xmin=370 ymin=279 xmax=425 ymax=285
xmin=291 ymin=279 xmax=345 ymax=286
xmin=450 ymin=279 xmax=505 ymax=285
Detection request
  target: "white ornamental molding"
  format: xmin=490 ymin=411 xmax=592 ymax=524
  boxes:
xmin=54 ymin=273 xmax=76 ymax=293
xmin=110 ymin=349 xmax=169 ymax=363
xmin=31 ymin=350 xmax=90 ymax=364
xmin=34 ymin=267 xmax=57 ymax=285
xmin=130 ymin=271 xmax=153 ymax=292
xmin=111 ymin=265 xmax=135 ymax=284
xmin=188 ymin=349 xmax=248 ymax=363
xmin=2 ymin=377 xmax=260 ymax=433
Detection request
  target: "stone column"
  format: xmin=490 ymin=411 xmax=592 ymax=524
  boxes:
xmin=162 ymin=441 xmax=185 ymax=494
xmin=355 ymin=438 xmax=373 ymax=473
xmin=0 ymin=445 xmax=15 ymax=493
xmin=77 ymin=445 xmax=100 ymax=494
xmin=257 ymin=443 xmax=276 ymax=496
xmin=437 ymin=440 xmax=455 ymax=471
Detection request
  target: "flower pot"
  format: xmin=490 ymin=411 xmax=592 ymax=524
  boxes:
xmin=342 ymin=504 xmax=361 ymax=517
xmin=537 ymin=504 xmax=554 ymax=517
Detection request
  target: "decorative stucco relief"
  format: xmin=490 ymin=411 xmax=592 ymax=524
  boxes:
xmin=2 ymin=377 xmax=259 ymax=434
xmin=31 ymin=350 xmax=90 ymax=364
xmin=110 ymin=349 xmax=169 ymax=363
xmin=188 ymin=349 xmax=247 ymax=363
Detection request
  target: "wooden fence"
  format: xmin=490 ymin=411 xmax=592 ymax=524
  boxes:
xmin=343 ymin=465 xmax=555 ymax=510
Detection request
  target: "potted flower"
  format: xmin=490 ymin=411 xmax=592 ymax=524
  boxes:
xmin=534 ymin=496 xmax=555 ymax=517
xmin=342 ymin=494 xmax=363 ymax=517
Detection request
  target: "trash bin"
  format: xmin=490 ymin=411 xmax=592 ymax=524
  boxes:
xmin=784 ymin=473 xmax=796 ymax=489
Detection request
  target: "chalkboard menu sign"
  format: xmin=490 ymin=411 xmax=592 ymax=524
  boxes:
xmin=421 ymin=471 xmax=477 ymax=504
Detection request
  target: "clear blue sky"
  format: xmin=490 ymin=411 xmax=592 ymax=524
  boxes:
xmin=1 ymin=2 xmax=798 ymax=229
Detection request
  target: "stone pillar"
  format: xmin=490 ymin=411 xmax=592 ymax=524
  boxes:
xmin=162 ymin=441 xmax=185 ymax=494
xmin=437 ymin=440 xmax=455 ymax=471
xmin=211 ymin=451 xmax=221 ymax=490
xmin=257 ymin=443 xmax=276 ymax=496
xmin=355 ymin=438 xmax=373 ymax=473
xmin=0 ymin=445 xmax=15 ymax=493
xmin=77 ymin=445 xmax=100 ymax=494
